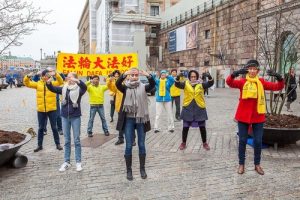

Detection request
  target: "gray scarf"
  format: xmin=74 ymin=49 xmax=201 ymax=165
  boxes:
xmin=123 ymin=80 xmax=149 ymax=123
xmin=61 ymin=83 xmax=80 ymax=108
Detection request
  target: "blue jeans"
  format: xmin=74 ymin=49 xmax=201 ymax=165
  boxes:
xmin=37 ymin=111 xmax=60 ymax=147
xmin=238 ymin=122 xmax=264 ymax=165
xmin=62 ymin=117 xmax=81 ymax=163
xmin=124 ymin=117 xmax=146 ymax=156
xmin=87 ymin=105 xmax=109 ymax=134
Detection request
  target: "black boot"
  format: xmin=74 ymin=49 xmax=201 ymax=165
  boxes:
xmin=115 ymin=138 xmax=124 ymax=145
xmin=139 ymin=154 xmax=147 ymax=179
xmin=124 ymin=155 xmax=133 ymax=181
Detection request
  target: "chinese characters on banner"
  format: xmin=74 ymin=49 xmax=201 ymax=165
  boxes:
xmin=57 ymin=53 xmax=139 ymax=76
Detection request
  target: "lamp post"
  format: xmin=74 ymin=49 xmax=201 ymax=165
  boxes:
xmin=40 ymin=48 xmax=43 ymax=61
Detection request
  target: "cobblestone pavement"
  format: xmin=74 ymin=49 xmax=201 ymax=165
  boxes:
xmin=0 ymin=86 xmax=300 ymax=199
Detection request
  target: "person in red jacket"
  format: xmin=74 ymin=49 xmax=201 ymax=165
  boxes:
xmin=226 ymin=59 xmax=284 ymax=175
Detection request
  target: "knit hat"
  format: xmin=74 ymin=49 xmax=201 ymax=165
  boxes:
xmin=170 ymin=69 xmax=177 ymax=73
xmin=160 ymin=70 xmax=167 ymax=74
xmin=41 ymin=69 xmax=50 ymax=77
xmin=245 ymin=59 xmax=260 ymax=69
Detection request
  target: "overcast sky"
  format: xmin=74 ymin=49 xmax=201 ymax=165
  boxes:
xmin=9 ymin=0 xmax=86 ymax=60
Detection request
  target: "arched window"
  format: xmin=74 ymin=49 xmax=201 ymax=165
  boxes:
xmin=280 ymin=32 xmax=297 ymax=73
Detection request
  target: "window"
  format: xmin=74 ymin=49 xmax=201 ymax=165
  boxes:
xmin=165 ymin=42 xmax=168 ymax=49
xmin=205 ymin=30 xmax=210 ymax=39
xmin=150 ymin=6 xmax=159 ymax=16
xmin=151 ymin=26 xmax=157 ymax=34
xmin=204 ymin=61 xmax=210 ymax=66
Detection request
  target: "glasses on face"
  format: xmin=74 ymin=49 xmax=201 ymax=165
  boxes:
xmin=130 ymin=74 xmax=139 ymax=77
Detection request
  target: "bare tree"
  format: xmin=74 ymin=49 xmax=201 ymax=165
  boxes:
xmin=239 ymin=1 xmax=300 ymax=115
xmin=0 ymin=0 xmax=51 ymax=55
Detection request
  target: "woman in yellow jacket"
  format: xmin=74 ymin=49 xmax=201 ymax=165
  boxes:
xmin=170 ymin=69 xmax=181 ymax=121
xmin=175 ymin=70 xmax=214 ymax=151
xmin=24 ymin=69 xmax=64 ymax=152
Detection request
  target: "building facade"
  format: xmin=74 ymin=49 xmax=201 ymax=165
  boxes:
xmin=257 ymin=0 xmax=300 ymax=73
xmin=158 ymin=0 xmax=300 ymax=81
xmin=78 ymin=0 xmax=180 ymax=69
xmin=0 ymin=55 xmax=35 ymax=70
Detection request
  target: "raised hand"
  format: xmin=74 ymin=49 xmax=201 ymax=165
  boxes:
xmin=267 ymin=69 xmax=283 ymax=81
xmin=232 ymin=68 xmax=248 ymax=78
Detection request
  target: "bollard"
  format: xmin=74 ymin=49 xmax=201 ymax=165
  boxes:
xmin=11 ymin=153 xmax=28 ymax=168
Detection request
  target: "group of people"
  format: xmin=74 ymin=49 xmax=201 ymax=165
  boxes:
xmin=23 ymin=59 xmax=293 ymax=180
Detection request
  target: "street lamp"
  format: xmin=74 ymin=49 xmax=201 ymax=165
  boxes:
xmin=40 ymin=48 xmax=43 ymax=61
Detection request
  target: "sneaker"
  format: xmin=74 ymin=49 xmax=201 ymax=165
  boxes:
xmin=43 ymin=131 xmax=47 ymax=135
xmin=115 ymin=139 xmax=124 ymax=145
xmin=104 ymin=131 xmax=110 ymax=136
xmin=179 ymin=143 xmax=186 ymax=150
xmin=33 ymin=146 xmax=43 ymax=152
xmin=203 ymin=143 xmax=210 ymax=151
xmin=110 ymin=118 xmax=113 ymax=123
xmin=154 ymin=130 xmax=160 ymax=133
xmin=59 ymin=162 xmax=71 ymax=172
xmin=88 ymin=133 xmax=93 ymax=137
xmin=76 ymin=163 xmax=83 ymax=172
xmin=56 ymin=144 xmax=63 ymax=150
xmin=58 ymin=130 xmax=63 ymax=135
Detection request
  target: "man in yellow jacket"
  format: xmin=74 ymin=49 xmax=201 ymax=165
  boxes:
xmin=24 ymin=69 xmax=64 ymax=152
xmin=107 ymin=70 xmax=124 ymax=144
xmin=86 ymin=75 xmax=110 ymax=137
xmin=170 ymin=69 xmax=181 ymax=121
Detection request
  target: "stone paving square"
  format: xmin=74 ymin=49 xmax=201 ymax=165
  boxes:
xmin=0 ymin=87 xmax=300 ymax=199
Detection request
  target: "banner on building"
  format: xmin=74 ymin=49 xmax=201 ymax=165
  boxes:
xmin=57 ymin=52 xmax=139 ymax=76
xmin=168 ymin=21 xmax=198 ymax=53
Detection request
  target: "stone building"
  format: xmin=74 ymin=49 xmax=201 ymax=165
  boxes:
xmin=78 ymin=0 xmax=93 ymax=54
xmin=257 ymin=0 xmax=300 ymax=73
xmin=158 ymin=0 xmax=259 ymax=77
xmin=158 ymin=0 xmax=299 ymax=82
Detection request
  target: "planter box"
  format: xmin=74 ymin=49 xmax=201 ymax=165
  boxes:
xmin=263 ymin=127 xmax=300 ymax=145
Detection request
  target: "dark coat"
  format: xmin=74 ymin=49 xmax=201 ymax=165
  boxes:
xmin=46 ymin=80 xmax=87 ymax=118
xmin=115 ymin=74 xmax=155 ymax=132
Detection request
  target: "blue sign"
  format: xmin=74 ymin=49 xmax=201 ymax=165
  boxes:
xmin=168 ymin=30 xmax=176 ymax=53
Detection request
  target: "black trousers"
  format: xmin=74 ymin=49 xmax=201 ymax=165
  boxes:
xmin=172 ymin=96 xmax=181 ymax=119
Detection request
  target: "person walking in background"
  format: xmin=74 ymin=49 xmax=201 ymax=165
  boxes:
xmin=46 ymin=72 xmax=87 ymax=172
xmin=24 ymin=69 xmax=64 ymax=152
xmin=285 ymin=67 xmax=297 ymax=112
xmin=170 ymin=69 xmax=181 ymax=121
xmin=108 ymin=70 xmax=121 ymax=122
xmin=116 ymin=68 xmax=155 ymax=181
xmin=202 ymin=71 xmax=209 ymax=96
xmin=153 ymin=70 xmax=175 ymax=133
xmin=86 ymin=75 xmax=110 ymax=137
xmin=175 ymin=70 xmax=214 ymax=151
xmin=226 ymin=59 xmax=284 ymax=175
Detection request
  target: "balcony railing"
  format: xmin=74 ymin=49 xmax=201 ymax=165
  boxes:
xmin=161 ymin=0 xmax=230 ymax=30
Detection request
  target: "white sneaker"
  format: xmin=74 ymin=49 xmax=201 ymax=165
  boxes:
xmin=59 ymin=162 xmax=71 ymax=172
xmin=76 ymin=163 xmax=82 ymax=172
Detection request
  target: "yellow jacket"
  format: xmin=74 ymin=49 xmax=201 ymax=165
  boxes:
xmin=107 ymin=78 xmax=123 ymax=112
xmin=86 ymin=81 xmax=108 ymax=104
xmin=23 ymin=73 xmax=64 ymax=112
xmin=170 ymin=84 xmax=181 ymax=97
xmin=183 ymin=81 xmax=205 ymax=108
